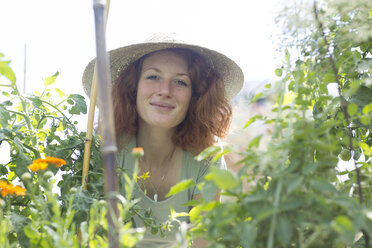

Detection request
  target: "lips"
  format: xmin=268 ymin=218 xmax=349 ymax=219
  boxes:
xmin=150 ymin=101 xmax=175 ymax=110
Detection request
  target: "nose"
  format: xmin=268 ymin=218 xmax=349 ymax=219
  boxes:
xmin=157 ymin=80 xmax=171 ymax=96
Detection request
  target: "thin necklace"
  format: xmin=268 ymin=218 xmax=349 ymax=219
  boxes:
xmin=140 ymin=146 xmax=176 ymax=202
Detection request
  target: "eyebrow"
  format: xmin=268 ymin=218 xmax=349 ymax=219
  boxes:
xmin=143 ymin=67 xmax=190 ymax=78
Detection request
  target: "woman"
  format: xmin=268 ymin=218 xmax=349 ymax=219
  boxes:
xmin=82 ymin=33 xmax=244 ymax=247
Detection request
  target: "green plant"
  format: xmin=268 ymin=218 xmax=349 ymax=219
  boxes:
xmin=0 ymin=55 xmax=148 ymax=247
xmin=179 ymin=0 xmax=372 ymax=247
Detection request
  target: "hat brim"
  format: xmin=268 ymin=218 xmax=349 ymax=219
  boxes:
xmin=82 ymin=42 xmax=244 ymax=99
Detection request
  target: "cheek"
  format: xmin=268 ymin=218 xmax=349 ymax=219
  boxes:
xmin=179 ymin=91 xmax=192 ymax=113
xmin=136 ymin=82 xmax=149 ymax=101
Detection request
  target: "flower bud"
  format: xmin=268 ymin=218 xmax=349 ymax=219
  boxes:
xmin=98 ymin=199 xmax=106 ymax=207
xmin=70 ymin=187 xmax=77 ymax=194
xmin=21 ymin=172 xmax=32 ymax=181
xmin=132 ymin=147 xmax=144 ymax=157
xmin=44 ymin=171 xmax=54 ymax=179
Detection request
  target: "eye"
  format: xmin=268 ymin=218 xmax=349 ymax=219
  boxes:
xmin=174 ymin=80 xmax=188 ymax=87
xmin=146 ymin=75 xmax=160 ymax=80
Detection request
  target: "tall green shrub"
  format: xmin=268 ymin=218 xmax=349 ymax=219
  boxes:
xmin=188 ymin=0 xmax=372 ymax=247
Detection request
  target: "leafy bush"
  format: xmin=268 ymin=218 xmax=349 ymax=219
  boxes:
xmin=0 ymin=54 xmax=146 ymax=247
xmin=185 ymin=0 xmax=372 ymax=247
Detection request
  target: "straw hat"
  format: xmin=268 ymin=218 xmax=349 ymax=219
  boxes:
xmin=82 ymin=33 xmax=244 ymax=99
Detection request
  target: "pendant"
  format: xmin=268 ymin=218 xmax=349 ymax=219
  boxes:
xmin=154 ymin=193 xmax=158 ymax=202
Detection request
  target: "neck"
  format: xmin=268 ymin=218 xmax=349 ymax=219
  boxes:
xmin=137 ymin=124 xmax=176 ymax=167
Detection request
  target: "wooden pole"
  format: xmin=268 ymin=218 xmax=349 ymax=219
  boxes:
xmin=81 ymin=0 xmax=111 ymax=190
xmin=93 ymin=0 xmax=119 ymax=247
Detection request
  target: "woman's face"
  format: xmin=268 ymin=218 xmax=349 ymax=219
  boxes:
xmin=136 ymin=50 xmax=192 ymax=130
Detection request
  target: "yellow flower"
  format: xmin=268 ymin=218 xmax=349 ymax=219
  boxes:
xmin=0 ymin=180 xmax=26 ymax=197
xmin=138 ymin=171 xmax=150 ymax=181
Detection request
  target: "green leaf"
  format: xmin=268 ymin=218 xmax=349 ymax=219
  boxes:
xmin=68 ymin=94 xmax=87 ymax=115
xmin=362 ymin=102 xmax=372 ymax=114
xmin=1 ymin=100 xmax=12 ymax=106
xmin=10 ymin=213 xmax=30 ymax=247
xmin=323 ymin=72 xmax=336 ymax=84
xmin=356 ymin=58 xmax=372 ymax=72
xmin=44 ymin=71 xmax=59 ymax=86
xmin=26 ymin=96 xmax=43 ymax=108
xmin=243 ymin=193 xmax=266 ymax=203
xmin=244 ymin=115 xmax=263 ymax=129
xmin=310 ymin=178 xmax=337 ymax=193
xmin=0 ymin=105 xmax=10 ymax=127
xmin=196 ymin=146 xmax=221 ymax=161
xmin=277 ymin=216 xmax=292 ymax=246
xmin=248 ymin=135 xmax=263 ymax=148
xmin=189 ymin=204 xmax=204 ymax=222
xmin=250 ymin=92 xmax=263 ymax=104
xmin=286 ymin=176 xmax=303 ymax=194
xmin=350 ymin=86 xmax=372 ymax=109
xmin=347 ymin=102 xmax=358 ymax=116
xmin=204 ymin=166 xmax=239 ymax=190
xmin=55 ymin=88 xmax=65 ymax=97
xmin=275 ymin=68 xmax=283 ymax=77
xmin=169 ymin=207 xmax=189 ymax=219
xmin=239 ymin=222 xmax=256 ymax=248
xmin=0 ymin=60 xmax=16 ymax=83
xmin=359 ymin=115 xmax=371 ymax=126
xmin=24 ymin=226 xmax=40 ymax=239
xmin=166 ymin=179 xmax=195 ymax=197
xmin=331 ymin=215 xmax=355 ymax=242
xmin=182 ymin=199 xmax=199 ymax=207
xmin=293 ymin=70 xmax=304 ymax=82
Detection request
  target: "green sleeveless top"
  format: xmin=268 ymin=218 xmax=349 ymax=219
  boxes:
xmin=115 ymin=137 xmax=226 ymax=248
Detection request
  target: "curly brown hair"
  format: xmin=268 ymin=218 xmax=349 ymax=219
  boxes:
xmin=112 ymin=48 xmax=232 ymax=154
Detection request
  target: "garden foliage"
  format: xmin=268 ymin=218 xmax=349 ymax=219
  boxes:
xmin=1 ymin=0 xmax=372 ymax=247
xmin=180 ymin=0 xmax=372 ymax=247
xmin=0 ymin=55 xmax=145 ymax=247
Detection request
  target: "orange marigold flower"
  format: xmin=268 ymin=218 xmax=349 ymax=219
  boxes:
xmin=13 ymin=186 xmax=26 ymax=196
xmin=33 ymin=157 xmax=66 ymax=168
xmin=28 ymin=162 xmax=48 ymax=172
xmin=0 ymin=185 xmax=12 ymax=197
xmin=0 ymin=180 xmax=26 ymax=197
xmin=132 ymin=147 xmax=144 ymax=157
xmin=0 ymin=181 xmax=7 ymax=189
xmin=29 ymin=157 xmax=66 ymax=172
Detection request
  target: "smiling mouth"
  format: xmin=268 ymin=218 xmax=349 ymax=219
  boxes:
xmin=150 ymin=102 xmax=175 ymax=110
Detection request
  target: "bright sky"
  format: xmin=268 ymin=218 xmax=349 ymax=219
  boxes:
xmin=1 ymin=0 xmax=283 ymax=97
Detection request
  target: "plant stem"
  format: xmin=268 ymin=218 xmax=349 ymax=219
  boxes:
xmin=40 ymin=100 xmax=79 ymax=135
xmin=313 ymin=1 xmax=369 ymax=246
